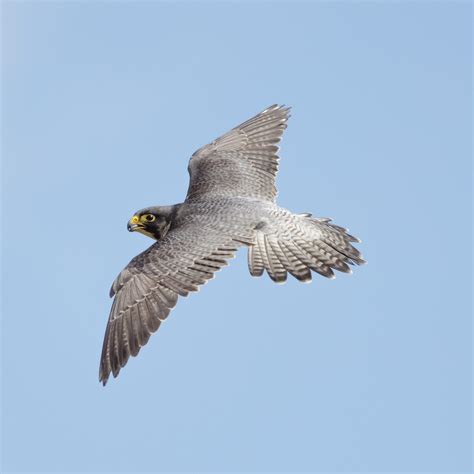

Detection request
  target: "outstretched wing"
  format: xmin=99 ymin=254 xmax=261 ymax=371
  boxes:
xmin=99 ymin=225 xmax=240 ymax=385
xmin=186 ymin=104 xmax=290 ymax=203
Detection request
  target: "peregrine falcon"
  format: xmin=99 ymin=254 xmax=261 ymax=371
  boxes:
xmin=99 ymin=105 xmax=365 ymax=385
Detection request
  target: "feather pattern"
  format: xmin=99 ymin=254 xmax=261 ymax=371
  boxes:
xmin=247 ymin=212 xmax=365 ymax=284
xmin=99 ymin=226 xmax=240 ymax=385
xmin=186 ymin=105 xmax=290 ymax=202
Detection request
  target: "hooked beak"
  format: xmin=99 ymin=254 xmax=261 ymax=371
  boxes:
xmin=127 ymin=216 xmax=141 ymax=232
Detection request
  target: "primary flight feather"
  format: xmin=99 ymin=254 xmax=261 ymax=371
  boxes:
xmin=99 ymin=105 xmax=365 ymax=385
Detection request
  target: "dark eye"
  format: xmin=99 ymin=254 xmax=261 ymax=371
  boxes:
xmin=144 ymin=214 xmax=156 ymax=222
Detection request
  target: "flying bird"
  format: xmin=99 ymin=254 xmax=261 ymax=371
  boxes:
xmin=99 ymin=105 xmax=365 ymax=385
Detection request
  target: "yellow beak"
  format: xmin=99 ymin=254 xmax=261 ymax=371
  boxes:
xmin=127 ymin=215 xmax=141 ymax=232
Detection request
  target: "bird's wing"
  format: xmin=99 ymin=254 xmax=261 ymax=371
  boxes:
xmin=99 ymin=224 xmax=240 ymax=385
xmin=185 ymin=104 xmax=290 ymax=203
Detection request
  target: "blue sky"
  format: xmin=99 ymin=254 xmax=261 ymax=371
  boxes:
xmin=2 ymin=1 xmax=471 ymax=472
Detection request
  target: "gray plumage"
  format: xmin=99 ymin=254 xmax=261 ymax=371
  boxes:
xmin=99 ymin=105 xmax=365 ymax=385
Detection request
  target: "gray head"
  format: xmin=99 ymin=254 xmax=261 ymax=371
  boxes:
xmin=127 ymin=205 xmax=179 ymax=240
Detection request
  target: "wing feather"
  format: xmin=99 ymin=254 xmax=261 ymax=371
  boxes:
xmin=186 ymin=105 xmax=291 ymax=202
xmin=99 ymin=226 xmax=240 ymax=385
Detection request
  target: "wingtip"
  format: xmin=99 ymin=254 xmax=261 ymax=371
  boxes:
xmin=99 ymin=364 xmax=111 ymax=386
xmin=280 ymin=104 xmax=292 ymax=116
xmin=263 ymin=104 xmax=292 ymax=115
xmin=99 ymin=373 xmax=109 ymax=386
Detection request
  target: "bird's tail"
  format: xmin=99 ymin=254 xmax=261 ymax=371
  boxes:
xmin=247 ymin=214 xmax=365 ymax=283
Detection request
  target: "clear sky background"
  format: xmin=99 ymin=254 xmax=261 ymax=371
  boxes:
xmin=2 ymin=2 xmax=472 ymax=473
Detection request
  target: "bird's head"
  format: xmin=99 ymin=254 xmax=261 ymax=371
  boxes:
xmin=127 ymin=206 xmax=175 ymax=241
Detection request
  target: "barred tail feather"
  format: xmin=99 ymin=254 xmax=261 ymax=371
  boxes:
xmin=247 ymin=216 xmax=365 ymax=283
xmin=248 ymin=241 xmax=264 ymax=277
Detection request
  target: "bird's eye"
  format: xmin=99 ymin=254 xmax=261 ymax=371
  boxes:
xmin=143 ymin=214 xmax=156 ymax=222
